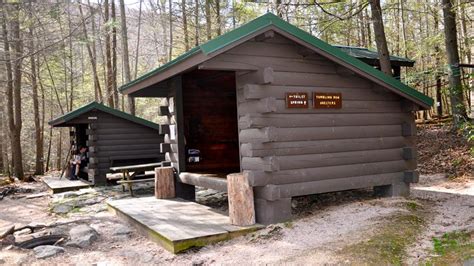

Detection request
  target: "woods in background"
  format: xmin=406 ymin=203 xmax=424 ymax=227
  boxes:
xmin=0 ymin=0 xmax=472 ymax=179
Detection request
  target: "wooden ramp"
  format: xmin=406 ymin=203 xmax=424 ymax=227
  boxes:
xmin=107 ymin=197 xmax=262 ymax=253
xmin=43 ymin=176 xmax=90 ymax=194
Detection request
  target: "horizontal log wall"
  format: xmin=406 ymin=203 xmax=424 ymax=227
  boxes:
xmin=77 ymin=110 xmax=164 ymax=184
xmin=208 ymin=32 xmax=418 ymax=199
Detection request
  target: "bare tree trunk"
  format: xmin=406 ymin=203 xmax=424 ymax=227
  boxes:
xmin=55 ymin=131 xmax=62 ymax=170
xmin=231 ymin=0 xmax=236 ymax=29
xmin=399 ymin=0 xmax=408 ymax=58
xmin=205 ymin=0 xmax=211 ymax=40
xmin=28 ymin=6 xmax=44 ymax=175
xmin=459 ymin=2 xmax=471 ymax=65
xmin=119 ymin=0 xmax=135 ymax=114
xmin=182 ymin=0 xmax=190 ymax=50
xmin=216 ymin=0 xmax=221 ymax=36
xmin=442 ymin=0 xmax=467 ymax=127
xmin=79 ymin=1 xmax=103 ymax=103
xmin=3 ymin=3 xmax=24 ymax=180
xmin=276 ymin=0 xmax=282 ymax=17
xmin=111 ymin=0 xmax=119 ymax=109
xmin=194 ymin=0 xmax=199 ymax=45
xmin=134 ymin=0 xmax=142 ymax=79
xmin=169 ymin=0 xmax=173 ymax=60
xmin=104 ymin=0 xmax=114 ymax=108
xmin=0 ymin=98 xmax=10 ymax=177
xmin=45 ymin=86 xmax=53 ymax=173
xmin=368 ymin=0 xmax=392 ymax=76
xmin=67 ymin=1 xmax=74 ymax=111
xmin=366 ymin=9 xmax=372 ymax=47
xmin=358 ymin=0 xmax=366 ymax=47
xmin=433 ymin=6 xmax=443 ymax=116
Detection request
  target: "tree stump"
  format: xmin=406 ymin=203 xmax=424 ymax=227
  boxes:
xmin=155 ymin=167 xmax=175 ymax=199
xmin=227 ymin=173 xmax=255 ymax=226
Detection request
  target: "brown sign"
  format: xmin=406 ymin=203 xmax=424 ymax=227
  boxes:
xmin=313 ymin=92 xmax=342 ymax=109
xmin=286 ymin=92 xmax=308 ymax=108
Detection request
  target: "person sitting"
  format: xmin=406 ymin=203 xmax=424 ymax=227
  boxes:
xmin=68 ymin=146 xmax=88 ymax=180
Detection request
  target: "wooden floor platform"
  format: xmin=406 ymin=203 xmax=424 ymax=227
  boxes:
xmin=107 ymin=197 xmax=262 ymax=253
xmin=43 ymin=176 xmax=90 ymax=194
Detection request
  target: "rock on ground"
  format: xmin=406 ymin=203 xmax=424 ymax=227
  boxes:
xmin=112 ymin=224 xmax=132 ymax=236
xmin=52 ymin=204 xmax=73 ymax=214
xmin=66 ymin=224 xmax=98 ymax=248
xmin=33 ymin=245 xmax=65 ymax=259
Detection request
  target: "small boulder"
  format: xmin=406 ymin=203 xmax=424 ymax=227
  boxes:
xmin=52 ymin=204 xmax=73 ymax=214
xmin=112 ymin=225 xmax=132 ymax=236
xmin=60 ymin=192 xmax=79 ymax=199
xmin=33 ymin=245 xmax=65 ymax=259
xmin=66 ymin=224 xmax=98 ymax=248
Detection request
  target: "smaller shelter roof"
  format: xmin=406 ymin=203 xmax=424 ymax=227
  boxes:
xmin=48 ymin=101 xmax=160 ymax=130
xmin=334 ymin=46 xmax=415 ymax=67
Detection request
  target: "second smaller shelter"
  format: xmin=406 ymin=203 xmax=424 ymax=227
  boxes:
xmin=49 ymin=102 xmax=166 ymax=185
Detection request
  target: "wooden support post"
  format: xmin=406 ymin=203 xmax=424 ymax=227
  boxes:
xmin=155 ymin=166 xmax=175 ymax=199
xmin=227 ymin=173 xmax=255 ymax=226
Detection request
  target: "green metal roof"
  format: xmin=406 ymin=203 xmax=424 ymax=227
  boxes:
xmin=334 ymin=45 xmax=415 ymax=66
xmin=48 ymin=101 xmax=161 ymax=130
xmin=120 ymin=13 xmax=433 ymax=108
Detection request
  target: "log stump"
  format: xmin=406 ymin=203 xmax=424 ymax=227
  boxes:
xmin=155 ymin=167 xmax=175 ymax=199
xmin=227 ymin=173 xmax=255 ymax=226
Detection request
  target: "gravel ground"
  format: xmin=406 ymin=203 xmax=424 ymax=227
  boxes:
xmin=0 ymin=174 xmax=473 ymax=265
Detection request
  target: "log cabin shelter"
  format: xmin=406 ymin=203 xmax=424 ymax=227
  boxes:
xmin=119 ymin=13 xmax=433 ymax=224
xmin=49 ymin=101 xmax=164 ymax=185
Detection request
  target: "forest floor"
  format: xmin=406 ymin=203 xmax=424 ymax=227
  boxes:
xmin=0 ymin=123 xmax=473 ymax=265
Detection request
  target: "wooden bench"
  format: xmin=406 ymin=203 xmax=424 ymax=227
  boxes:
xmin=110 ymin=161 xmax=172 ymax=196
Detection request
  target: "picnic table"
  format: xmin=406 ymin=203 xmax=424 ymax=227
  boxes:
xmin=110 ymin=161 xmax=172 ymax=196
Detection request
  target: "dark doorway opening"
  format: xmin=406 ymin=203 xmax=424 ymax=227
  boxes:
xmin=73 ymin=124 xmax=89 ymax=181
xmin=182 ymin=70 xmax=240 ymax=175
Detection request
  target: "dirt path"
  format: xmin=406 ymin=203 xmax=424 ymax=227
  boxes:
xmin=0 ymin=176 xmax=473 ymax=265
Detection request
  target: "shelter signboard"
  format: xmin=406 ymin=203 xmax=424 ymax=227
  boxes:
xmin=313 ymin=92 xmax=342 ymax=109
xmin=286 ymin=92 xmax=308 ymax=108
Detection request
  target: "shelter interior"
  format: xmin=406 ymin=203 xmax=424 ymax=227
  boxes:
xmin=70 ymin=124 xmax=90 ymax=181
xmin=181 ymin=70 xmax=240 ymax=176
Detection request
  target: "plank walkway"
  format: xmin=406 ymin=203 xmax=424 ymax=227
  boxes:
xmin=42 ymin=176 xmax=90 ymax=194
xmin=107 ymin=197 xmax=262 ymax=253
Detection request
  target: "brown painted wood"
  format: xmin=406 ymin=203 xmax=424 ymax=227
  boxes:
xmin=239 ymin=113 xmax=412 ymax=129
xmin=246 ymin=160 xmax=409 ymax=186
xmin=240 ymin=99 xmax=402 ymax=114
xmin=242 ymin=84 xmax=400 ymax=101
xmin=155 ymin=166 xmax=175 ymax=199
xmin=240 ymin=136 xmax=407 ymax=157
xmin=239 ymin=125 xmax=402 ymax=143
xmin=181 ymin=70 xmax=240 ymax=173
xmin=178 ymin=172 xmax=228 ymax=192
xmin=238 ymin=97 xmax=277 ymax=114
xmin=227 ymin=173 xmax=256 ymax=226
xmin=257 ymin=172 xmax=404 ymax=199
xmin=243 ymin=148 xmax=404 ymax=171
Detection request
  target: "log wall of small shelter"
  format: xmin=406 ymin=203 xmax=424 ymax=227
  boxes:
xmin=50 ymin=103 xmax=165 ymax=185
